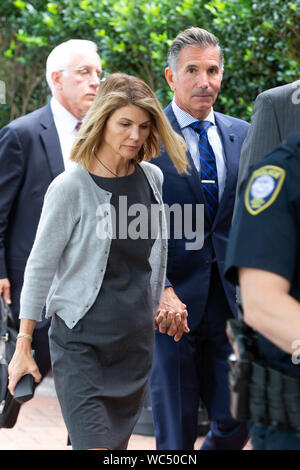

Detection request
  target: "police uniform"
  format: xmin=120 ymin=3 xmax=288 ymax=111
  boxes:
xmin=225 ymin=131 xmax=300 ymax=450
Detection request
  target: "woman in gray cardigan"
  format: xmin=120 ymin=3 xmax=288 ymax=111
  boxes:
xmin=8 ymin=73 xmax=188 ymax=450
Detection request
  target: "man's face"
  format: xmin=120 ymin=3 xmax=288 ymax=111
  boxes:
xmin=52 ymin=50 xmax=102 ymax=120
xmin=165 ymin=45 xmax=223 ymax=120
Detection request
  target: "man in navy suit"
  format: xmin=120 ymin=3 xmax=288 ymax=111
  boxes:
xmin=0 ymin=39 xmax=102 ymax=380
xmin=150 ymin=27 xmax=250 ymax=450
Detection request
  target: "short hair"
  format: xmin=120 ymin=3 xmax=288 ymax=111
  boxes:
xmin=46 ymin=39 xmax=99 ymax=93
xmin=70 ymin=73 xmax=188 ymax=174
xmin=168 ymin=27 xmax=224 ymax=75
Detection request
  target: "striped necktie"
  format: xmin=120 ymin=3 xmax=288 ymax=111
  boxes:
xmin=190 ymin=120 xmax=219 ymax=218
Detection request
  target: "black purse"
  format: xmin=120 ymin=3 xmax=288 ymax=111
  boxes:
xmin=0 ymin=296 xmax=22 ymax=428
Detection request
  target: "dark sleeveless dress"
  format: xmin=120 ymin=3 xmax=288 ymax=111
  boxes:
xmin=49 ymin=164 xmax=158 ymax=450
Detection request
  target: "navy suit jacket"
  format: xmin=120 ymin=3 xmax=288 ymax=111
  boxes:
xmin=152 ymin=103 xmax=249 ymax=331
xmin=0 ymin=104 xmax=64 ymax=319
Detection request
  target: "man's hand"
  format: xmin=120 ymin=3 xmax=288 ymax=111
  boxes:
xmin=0 ymin=278 xmax=11 ymax=304
xmin=154 ymin=287 xmax=189 ymax=342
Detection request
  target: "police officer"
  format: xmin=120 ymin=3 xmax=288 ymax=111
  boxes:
xmin=224 ymin=131 xmax=300 ymax=450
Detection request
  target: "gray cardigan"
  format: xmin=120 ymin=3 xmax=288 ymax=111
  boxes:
xmin=19 ymin=162 xmax=168 ymax=329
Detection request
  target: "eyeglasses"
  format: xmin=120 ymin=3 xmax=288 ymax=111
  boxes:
xmin=100 ymin=70 xmax=108 ymax=82
xmin=61 ymin=67 xmax=108 ymax=82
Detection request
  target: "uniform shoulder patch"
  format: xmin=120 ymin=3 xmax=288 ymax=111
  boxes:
xmin=244 ymin=165 xmax=286 ymax=215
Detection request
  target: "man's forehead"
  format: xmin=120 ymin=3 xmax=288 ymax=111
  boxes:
xmin=68 ymin=52 xmax=101 ymax=69
xmin=179 ymin=45 xmax=220 ymax=66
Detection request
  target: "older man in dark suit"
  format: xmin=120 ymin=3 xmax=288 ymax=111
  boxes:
xmin=0 ymin=39 xmax=102 ymax=380
xmin=150 ymin=27 xmax=250 ymax=450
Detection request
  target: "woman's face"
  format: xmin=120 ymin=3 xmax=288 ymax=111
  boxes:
xmin=100 ymin=105 xmax=152 ymax=161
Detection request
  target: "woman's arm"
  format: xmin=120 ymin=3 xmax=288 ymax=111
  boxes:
xmin=8 ymin=319 xmax=41 ymax=395
xmin=19 ymin=179 xmax=76 ymax=322
xmin=8 ymin=178 xmax=76 ymax=393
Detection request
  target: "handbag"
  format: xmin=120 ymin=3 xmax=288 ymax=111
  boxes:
xmin=0 ymin=296 xmax=22 ymax=428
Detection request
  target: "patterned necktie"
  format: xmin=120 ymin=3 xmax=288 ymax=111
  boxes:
xmin=190 ymin=120 xmax=219 ymax=218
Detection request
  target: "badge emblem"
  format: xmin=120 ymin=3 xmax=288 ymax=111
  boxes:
xmin=245 ymin=165 xmax=286 ymax=215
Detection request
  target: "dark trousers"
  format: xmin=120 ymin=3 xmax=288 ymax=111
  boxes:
xmin=150 ymin=264 xmax=249 ymax=450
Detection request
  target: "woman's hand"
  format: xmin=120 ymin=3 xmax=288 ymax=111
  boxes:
xmin=8 ymin=343 xmax=42 ymax=396
xmin=8 ymin=319 xmax=41 ymax=395
xmin=154 ymin=287 xmax=190 ymax=342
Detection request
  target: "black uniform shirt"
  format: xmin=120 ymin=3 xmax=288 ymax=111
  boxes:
xmin=225 ymin=132 xmax=300 ymax=374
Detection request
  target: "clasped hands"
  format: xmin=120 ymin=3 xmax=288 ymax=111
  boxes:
xmin=154 ymin=287 xmax=189 ymax=342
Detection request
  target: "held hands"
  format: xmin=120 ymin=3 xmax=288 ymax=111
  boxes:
xmin=154 ymin=287 xmax=190 ymax=342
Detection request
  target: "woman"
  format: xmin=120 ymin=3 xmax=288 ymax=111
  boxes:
xmin=8 ymin=73 xmax=188 ymax=450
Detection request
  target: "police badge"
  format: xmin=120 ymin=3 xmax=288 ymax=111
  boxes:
xmin=244 ymin=165 xmax=286 ymax=215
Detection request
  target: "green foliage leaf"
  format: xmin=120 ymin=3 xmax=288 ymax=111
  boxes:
xmin=13 ymin=0 xmax=26 ymax=10
xmin=1 ymin=0 xmax=300 ymax=126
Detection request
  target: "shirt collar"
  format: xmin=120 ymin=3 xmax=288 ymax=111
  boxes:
xmin=172 ymin=99 xmax=215 ymax=129
xmin=50 ymin=96 xmax=79 ymax=133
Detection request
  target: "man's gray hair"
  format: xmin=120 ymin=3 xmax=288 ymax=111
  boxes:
xmin=168 ymin=27 xmax=224 ymax=75
xmin=46 ymin=39 xmax=98 ymax=93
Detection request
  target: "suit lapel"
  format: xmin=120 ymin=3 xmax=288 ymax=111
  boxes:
xmin=165 ymin=105 xmax=241 ymax=226
xmin=165 ymin=104 xmax=207 ymax=206
xmin=39 ymin=104 xmax=64 ymax=179
xmin=213 ymin=112 xmax=239 ymax=226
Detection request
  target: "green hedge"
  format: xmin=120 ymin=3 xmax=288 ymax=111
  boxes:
xmin=0 ymin=0 xmax=299 ymax=127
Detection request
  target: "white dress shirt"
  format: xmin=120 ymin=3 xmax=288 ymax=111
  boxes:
xmin=50 ymin=97 xmax=80 ymax=172
xmin=172 ymin=99 xmax=227 ymax=200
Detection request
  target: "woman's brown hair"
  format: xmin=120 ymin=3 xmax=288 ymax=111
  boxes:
xmin=70 ymin=72 xmax=188 ymax=173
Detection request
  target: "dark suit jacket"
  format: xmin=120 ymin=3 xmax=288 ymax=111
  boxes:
xmin=237 ymin=80 xmax=300 ymax=196
xmin=152 ymin=103 xmax=249 ymax=331
xmin=0 ymin=104 xmax=64 ymax=320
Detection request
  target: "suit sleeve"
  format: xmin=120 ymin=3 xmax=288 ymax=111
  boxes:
xmin=0 ymin=126 xmax=25 ymax=278
xmin=236 ymin=92 xmax=282 ymax=197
